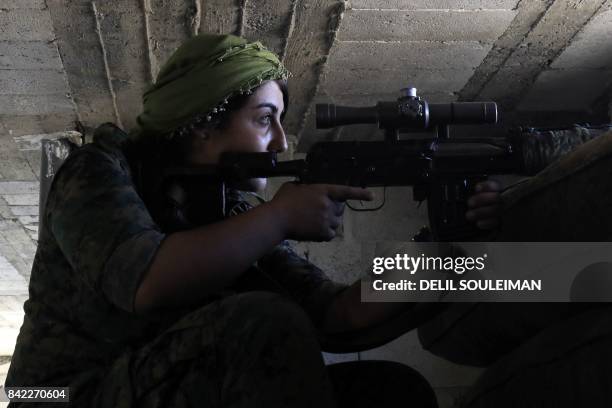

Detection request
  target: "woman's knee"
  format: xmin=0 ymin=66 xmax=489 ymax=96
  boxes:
xmin=216 ymin=291 xmax=317 ymax=341
xmin=213 ymin=292 xmax=329 ymax=394
xmin=130 ymin=292 xmax=323 ymax=398
xmin=133 ymin=292 xmax=315 ymax=367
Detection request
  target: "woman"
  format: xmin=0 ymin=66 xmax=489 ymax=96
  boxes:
xmin=6 ymin=34 xmax=498 ymax=407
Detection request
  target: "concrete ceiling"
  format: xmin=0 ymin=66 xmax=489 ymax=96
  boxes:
xmin=0 ymin=0 xmax=611 ymax=287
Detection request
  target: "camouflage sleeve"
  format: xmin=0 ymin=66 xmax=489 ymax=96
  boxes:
xmin=257 ymin=241 xmax=348 ymax=327
xmin=46 ymin=145 xmax=165 ymax=313
xmin=511 ymin=124 xmax=612 ymax=174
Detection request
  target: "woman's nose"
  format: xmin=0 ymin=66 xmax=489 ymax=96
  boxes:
xmin=269 ymin=124 xmax=288 ymax=153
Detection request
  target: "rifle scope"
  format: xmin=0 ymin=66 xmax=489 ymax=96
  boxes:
xmin=316 ymin=89 xmax=497 ymax=130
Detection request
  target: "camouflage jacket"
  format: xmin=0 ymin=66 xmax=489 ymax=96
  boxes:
xmin=5 ymin=124 xmax=345 ymax=400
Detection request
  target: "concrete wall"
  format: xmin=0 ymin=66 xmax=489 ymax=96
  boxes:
xmin=517 ymin=3 xmax=612 ymax=113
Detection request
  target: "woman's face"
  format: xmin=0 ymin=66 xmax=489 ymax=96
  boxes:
xmin=189 ymin=80 xmax=287 ymax=192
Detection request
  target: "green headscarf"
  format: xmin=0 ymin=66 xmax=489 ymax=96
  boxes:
xmin=133 ymin=34 xmax=290 ymax=139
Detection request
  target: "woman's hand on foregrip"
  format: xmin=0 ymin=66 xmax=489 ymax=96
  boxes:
xmin=271 ymin=183 xmax=374 ymax=241
xmin=465 ymin=180 xmax=502 ymax=230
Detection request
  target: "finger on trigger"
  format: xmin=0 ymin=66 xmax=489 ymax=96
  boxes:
xmin=328 ymin=185 xmax=374 ymax=202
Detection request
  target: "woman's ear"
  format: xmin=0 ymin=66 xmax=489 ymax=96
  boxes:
xmin=192 ymin=127 xmax=211 ymax=141
xmin=188 ymin=127 xmax=220 ymax=165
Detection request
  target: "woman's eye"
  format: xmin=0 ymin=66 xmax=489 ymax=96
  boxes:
xmin=258 ymin=115 xmax=272 ymax=125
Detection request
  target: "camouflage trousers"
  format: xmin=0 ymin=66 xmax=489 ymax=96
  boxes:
xmin=87 ymin=291 xmax=436 ymax=408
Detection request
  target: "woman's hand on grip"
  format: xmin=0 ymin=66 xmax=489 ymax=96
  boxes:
xmin=270 ymin=183 xmax=374 ymax=241
xmin=465 ymin=180 xmax=502 ymax=230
